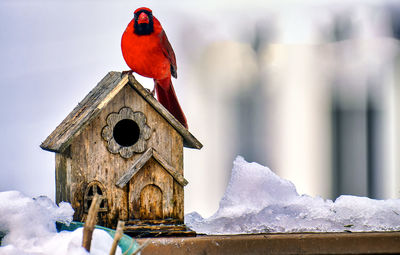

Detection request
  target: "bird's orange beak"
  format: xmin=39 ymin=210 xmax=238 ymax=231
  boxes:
xmin=138 ymin=12 xmax=149 ymax=24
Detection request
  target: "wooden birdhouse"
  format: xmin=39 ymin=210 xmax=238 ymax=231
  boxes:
xmin=41 ymin=72 xmax=202 ymax=236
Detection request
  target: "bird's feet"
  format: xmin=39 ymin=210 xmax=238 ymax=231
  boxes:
xmin=144 ymin=88 xmax=156 ymax=97
xmin=121 ymin=70 xmax=133 ymax=76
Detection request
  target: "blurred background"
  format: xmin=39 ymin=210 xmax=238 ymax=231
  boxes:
xmin=1 ymin=0 xmax=400 ymax=218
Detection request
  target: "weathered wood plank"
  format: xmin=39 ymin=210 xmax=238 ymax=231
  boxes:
xmin=126 ymin=219 xmax=183 ymax=225
xmin=125 ymin=229 xmax=196 ymax=238
xmin=124 ymin=222 xmax=196 ymax=238
xmin=173 ymin=180 xmax=184 ymax=221
xmin=153 ymin=149 xmax=188 ymax=186
xmin=116 ymin=148 xmax=153 ymax=188
xmin=125 ymin=225 xmax=187 ymax=231
xmin=55 ymin=153 xmax=70 ymax=204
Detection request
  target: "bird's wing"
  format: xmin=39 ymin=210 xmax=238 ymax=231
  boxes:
xmin=159 ymin=30 xmax=177 ymax=78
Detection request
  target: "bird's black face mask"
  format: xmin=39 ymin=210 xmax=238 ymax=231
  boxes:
xmin=134 ymin=10 xmax=154 ymax=35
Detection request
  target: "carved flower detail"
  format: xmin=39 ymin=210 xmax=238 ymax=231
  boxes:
xmin=102 ymin=107 xmax=151 ymax=158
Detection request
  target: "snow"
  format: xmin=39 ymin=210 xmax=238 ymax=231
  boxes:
xmin=2 ymin=158 xmax=400 ymax=253
xmin=185 ymin=156 xmax=400 ymax=235
xmin=0 ymin=191 xmax=121 ymax=255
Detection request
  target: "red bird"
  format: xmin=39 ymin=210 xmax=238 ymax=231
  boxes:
xmin=121 ymin=7 xmax=188 ymax=128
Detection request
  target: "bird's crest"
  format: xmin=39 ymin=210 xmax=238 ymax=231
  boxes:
xmin=134 ymin=7 xmax=152 ymax=14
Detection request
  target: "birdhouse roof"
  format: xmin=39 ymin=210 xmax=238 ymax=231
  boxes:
xmin=40 ymin=71 xmax=202 ymax=153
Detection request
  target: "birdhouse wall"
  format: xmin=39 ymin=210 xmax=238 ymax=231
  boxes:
xmin=55 ymin=83 xmax=184 ymax=228
xmin=128 ymin=157 xmax=181 ymax=220
xmin=55 ymin=151 xmax=71 ymax=204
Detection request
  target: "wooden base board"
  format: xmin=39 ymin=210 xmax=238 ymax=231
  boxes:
xmin=136 ymin=232 xmax=400 ymax=255
xmin=124 ymin=220 xmax=196 ymax=237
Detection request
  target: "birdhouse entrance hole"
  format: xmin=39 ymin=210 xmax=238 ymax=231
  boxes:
xmin=102 ymin=107 xmax=152 ymax=158
xmin=113 ymin=119 xmax=140 ymax=147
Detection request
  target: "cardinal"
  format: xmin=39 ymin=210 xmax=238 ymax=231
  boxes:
xmin=121 ymin=7 xmax=188 ymax=129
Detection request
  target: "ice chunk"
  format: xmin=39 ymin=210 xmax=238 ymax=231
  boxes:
xmin=186 ymin=156 xmax=400 ymax=234
xmin=213 ymin=156 xmax=298 ymax=218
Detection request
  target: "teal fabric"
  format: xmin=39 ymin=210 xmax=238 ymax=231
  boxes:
xmin=56 ymin=221 xmax=139 ymax=254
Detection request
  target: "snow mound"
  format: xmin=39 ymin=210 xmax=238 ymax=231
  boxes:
xmin=185 ymin=156 xmax=400 ymax=234
xmin=0 ymin=191 xmax=121 ymax=255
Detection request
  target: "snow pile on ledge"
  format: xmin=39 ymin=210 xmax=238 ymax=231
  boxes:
xmin=0 ymin=191 xmax=121 ymax=255
xmin=185 ymin=156 xmax=400 ymax=235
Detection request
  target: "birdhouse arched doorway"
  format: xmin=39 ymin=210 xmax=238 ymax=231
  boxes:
xmin=139 ymin=184 xmax=163 ymax=219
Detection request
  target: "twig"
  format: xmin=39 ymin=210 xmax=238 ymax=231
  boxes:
xmin=131 ymin=239 xmax=151 ymax=255
xmin=109 ymin=221 xmax=125 ymax=255
xmin=82 ymin=194 xmax=101 ymax=252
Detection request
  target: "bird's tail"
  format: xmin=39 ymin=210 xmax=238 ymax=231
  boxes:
xmin=155 ymin=78 xmax=188 ymax=129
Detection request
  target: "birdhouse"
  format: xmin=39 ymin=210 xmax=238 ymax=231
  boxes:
xmin=41 ymin=72 xmax=202 ymax=236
